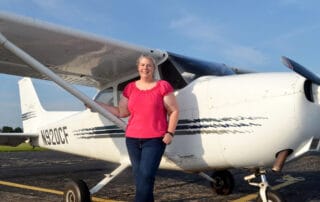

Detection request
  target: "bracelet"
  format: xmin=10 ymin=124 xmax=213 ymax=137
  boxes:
xmin=166 ymin=131 xmax=174 ymax=137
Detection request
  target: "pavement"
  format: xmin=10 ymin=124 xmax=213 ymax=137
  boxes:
xmin=0 ymin=150 xmax=319 ymax=201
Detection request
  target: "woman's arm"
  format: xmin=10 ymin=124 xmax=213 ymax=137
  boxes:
xmin=163 ymin=92 xmax=179 ymax=144
xmin=118 ymin=96 xmax=130 ymax=118
xmin=96 ymin=95 xmax=130 ymax=118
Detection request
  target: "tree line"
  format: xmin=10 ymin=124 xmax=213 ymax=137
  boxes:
xmin=0 ymin=126 xmax=23 ymax=133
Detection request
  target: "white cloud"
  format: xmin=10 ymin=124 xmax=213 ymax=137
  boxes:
xmin=267 ymin=24 xmax=320 ymax=45
xmin=278 ymin=0 xmax=320 ymax=11
xmin=169 ymin=14 xmax=268 ymax=68
xmin=222 ymin=45 xmax=268 ymax=67
xmin=31 ymin=0 xmax=61 ymax=10
xmin=169 ymin=15 xmax=224 ymax=44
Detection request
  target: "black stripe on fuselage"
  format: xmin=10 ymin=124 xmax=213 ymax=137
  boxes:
xmin=72 ymin=116 xmax=267 ymax=139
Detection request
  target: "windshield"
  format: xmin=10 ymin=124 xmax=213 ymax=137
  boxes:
xmin=158 ymin=52 xmax=235 ymax=89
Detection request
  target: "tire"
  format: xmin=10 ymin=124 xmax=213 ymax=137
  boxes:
xmin=257 ymin=189 xmax=285 ymax=202
xmin=63 ymin=179 xmax=91 ymax=202
xmin=210 ymin=170 xmax=234 ymax=195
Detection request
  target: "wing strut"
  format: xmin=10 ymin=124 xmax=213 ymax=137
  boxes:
xmin=0 ymin=32 xmax=126 ymax=130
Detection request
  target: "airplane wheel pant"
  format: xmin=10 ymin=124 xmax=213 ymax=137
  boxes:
xmin=126 ymin=137 xmax=166 ymax=202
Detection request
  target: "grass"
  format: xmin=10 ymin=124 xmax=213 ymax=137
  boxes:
xmin=0 ymin=143 xmax=45 ymax=152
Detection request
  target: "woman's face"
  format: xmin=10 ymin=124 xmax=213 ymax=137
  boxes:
xmin=137 ymin=57 xmax=155 ymax=79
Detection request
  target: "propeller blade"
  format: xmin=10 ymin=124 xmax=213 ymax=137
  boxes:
xmin=281 ymin=56 xmax=320 ymax=85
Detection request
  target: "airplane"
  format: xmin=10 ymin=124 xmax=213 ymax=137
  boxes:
xmin=0 ymin=12 xmax=319 ymax=202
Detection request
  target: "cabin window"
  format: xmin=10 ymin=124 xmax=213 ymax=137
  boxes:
xmin=118 ymin=77 xmax=139 ymax=91
xmin=116 ymin=76 xmax=140 ymax=102
xmin=94 ymin=87 xmax=114 ymax=105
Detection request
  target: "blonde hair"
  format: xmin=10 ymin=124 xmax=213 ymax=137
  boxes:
xmin=136 ymin=54 xmax=157 ymax=68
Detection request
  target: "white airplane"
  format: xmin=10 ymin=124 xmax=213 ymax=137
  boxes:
xmin=0 ymin=12 xmax=319 ymax=202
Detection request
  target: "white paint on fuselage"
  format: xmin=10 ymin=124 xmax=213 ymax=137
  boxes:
xmin=36 ymin=72 xmax=320 ymax=172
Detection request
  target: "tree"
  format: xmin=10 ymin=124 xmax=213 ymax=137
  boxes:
xmin=0 ymin=126 xmax=23 ymax=133
xmin=2 ymin=126 xmax=13 ymax=132
xmin=14 ymin=127 xmax=23 ymax=133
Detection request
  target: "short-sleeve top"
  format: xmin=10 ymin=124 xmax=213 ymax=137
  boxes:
xmin=123 ymin=80 xmax=174 ymax=138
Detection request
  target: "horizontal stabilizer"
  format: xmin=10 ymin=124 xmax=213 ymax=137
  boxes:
xmin=0 ymin=133 xmax=38 ymax=146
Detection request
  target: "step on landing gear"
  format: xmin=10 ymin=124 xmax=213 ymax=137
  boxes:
xmin=244 ymin=169 xmax=284 ymax=202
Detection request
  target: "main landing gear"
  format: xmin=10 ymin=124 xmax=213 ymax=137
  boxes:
xmin=244 ymin=169 xmax=284 ymax=202
xmin=63 ymin=163 xmax=129 ymax=202
xmin=199 ymin=170 xmax=235 ymax=195
xmin=63 ymin=179 xmax=90 ymax=202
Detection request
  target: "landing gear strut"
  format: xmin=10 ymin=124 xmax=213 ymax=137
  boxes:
xmin=63 ymin=163 xmax=129 ymax=202
xmin=245 ymin=169 xmax=284 ymax=202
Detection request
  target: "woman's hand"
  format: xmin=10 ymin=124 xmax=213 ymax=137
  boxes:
xmin=162 ymin=132 xmax=174 ymax=145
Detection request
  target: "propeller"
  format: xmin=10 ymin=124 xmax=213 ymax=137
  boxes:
xmin=281 ymin=56 xmax=320 ymax=85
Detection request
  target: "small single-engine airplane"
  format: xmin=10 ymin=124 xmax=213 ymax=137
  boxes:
xmin=0 ymin=12 xmax=319 ymax=202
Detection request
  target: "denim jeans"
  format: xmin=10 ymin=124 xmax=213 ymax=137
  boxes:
xmin=126 ymin=137 xmax=166 ymax=202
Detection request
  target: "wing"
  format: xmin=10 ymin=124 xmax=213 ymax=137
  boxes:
xmin=0 ymin=12 xmax=167 ymax=89
xmin=0 ymin=133 xmax=38 ymax=146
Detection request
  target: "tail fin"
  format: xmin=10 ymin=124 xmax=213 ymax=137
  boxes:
xmin=19 ymin=78 xmax=44 ymax=133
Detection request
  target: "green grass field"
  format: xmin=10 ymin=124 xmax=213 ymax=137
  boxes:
xmin=0 ymin=143 xmax=45 ymax=152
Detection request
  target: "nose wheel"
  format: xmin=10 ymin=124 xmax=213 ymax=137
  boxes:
xmin=256 ymin=189 xmax=284 ymax=202
xmin=245 ymin=169 xmax=284 ymax=202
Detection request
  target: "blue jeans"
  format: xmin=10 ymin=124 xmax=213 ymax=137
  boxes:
xmin=126 ymin=137 xmax=166 ymax=202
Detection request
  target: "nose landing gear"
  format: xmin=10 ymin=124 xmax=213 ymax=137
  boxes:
xmin=244 ymin=169 xmax=284 ymax=202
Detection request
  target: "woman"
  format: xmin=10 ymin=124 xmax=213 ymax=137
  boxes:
xmin=98 ymin=54 xmax=179 ymax=202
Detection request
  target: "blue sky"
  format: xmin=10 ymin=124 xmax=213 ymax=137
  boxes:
xmin=1 ymin=0 xmax=320 ymax=127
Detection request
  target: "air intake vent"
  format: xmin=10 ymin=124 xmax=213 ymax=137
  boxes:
xmin=310 ymin=138 xmax=319 ymax=150
xmin=304 ymin=80 xmax=313 ymax=102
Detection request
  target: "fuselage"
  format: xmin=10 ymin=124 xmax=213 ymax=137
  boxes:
xmin=35 ymin=72 xmax=320 ymax=172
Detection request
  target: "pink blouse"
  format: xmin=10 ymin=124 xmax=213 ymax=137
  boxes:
xmin=123 ymin=80 xmax=174 ymax=138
